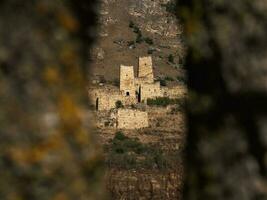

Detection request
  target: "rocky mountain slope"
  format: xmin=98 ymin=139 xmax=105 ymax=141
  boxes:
xmin=90 ymin=0 xmax=184 ymax=82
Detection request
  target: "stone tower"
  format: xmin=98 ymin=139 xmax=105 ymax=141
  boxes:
xmin=120 ymin=65 xmax=136 ymax=97
xmin=138 ymin=56 xmax=154 ymax=83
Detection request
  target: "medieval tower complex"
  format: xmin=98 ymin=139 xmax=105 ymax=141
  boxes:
xmin=120 ymin=65 xmax=135 ymax=98
xmin=89 ymin=56 xmax=184 ymax=129
xmin=138 ymin=56 xmax=154 ymax=83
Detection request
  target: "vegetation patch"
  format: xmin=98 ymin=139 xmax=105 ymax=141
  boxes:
xmin=105 ymin=132 xmax=180 ymax=170
xmin=115 ymin=100 xmax=123 ymax=109
xmin=147 ymin=48 xmax=156 ymax=55
xmin=168 ymin=54 xmax=175 ymax=64
xmin=136 ymin=32 xmax=143 ymax=43
xmin=113 ymin=78 xmax=119 ymax=87
xmin=165 ymin=76 xmax=174 ymax=81
xmin=147 ymin=97 xmax=182 ymax=107
xmin=127 ymin=41 xmax=136 ymax=49
xmin=144 ymin=37 xmax=153 ymax=45
xmin=128 ymin=21 xmax=154 ymax=46
xmin=176 ymin=76 xmax=187 ymax=84
xmin=158 ymin=79 xmax=167 ymax=86
xmin=161 ymin=1 xmax=176 ymax=15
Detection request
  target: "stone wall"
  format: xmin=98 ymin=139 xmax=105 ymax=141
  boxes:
xmin=135 ymin=77 xmax=152 ymax=88
xmin=98 ymin=94 xmax=122 ymax=111
xmin=89 ymin=87 xmax=137 ymax=111
xmin=140 ymin=82 xmax=162 ymax=102
xmin=117 ymin=109 xmax=149 ymax=129
xmin=162 ymin=85 xmax=186 ymax=99
xmin=138 ymin=56 xmax=154 ymax=83
xmin=89 ymin=87 xmax=121 ymax=111
xmin=120 ymin=65 xmax=136 ymax=97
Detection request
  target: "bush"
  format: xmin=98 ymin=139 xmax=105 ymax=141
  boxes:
xmin=133 ymin=26 xmax=141 ymax=34
xmin=99 ymin=76 xmax=107 ymax=83
xmin=113 ymin=78 xmax=119 ymax=87
xmin=129 ymin=20 xmax=134 ymax=28
xmin=160 ymin=79 xmax=167 ymax=86
xmin=144 ymin=37 xmax=153 ymax=45
xmin=165 ymin=76 xmax=174 ymax=81
xmin=162 ymin=1 xmax=176 ymax=15
xmin=130 ymin=104 xmax=137 ymax=109
xmin=105 ymin=133 xmax=180 ymax=170
xmin=147 ymin=49 xmax=154 ymax=54
xmin=176 ymin=76 xmax=186 ymax=84
xmin=127 ymin=40 xmax=135 ymax=46
xmin=129 ymin=22 xmax=153 ymax=46
xmin=114 ymin=131 xmax=128 ymax=141
xmin=115 ymin=100 xmax=123 ymax=108
xmin=136 ymin=32 xmax=143 ymax=43
xmin=168 ymin=54 xmax=174 ymax=63
xmin=147 ymin=97 xmax=181 ymax=107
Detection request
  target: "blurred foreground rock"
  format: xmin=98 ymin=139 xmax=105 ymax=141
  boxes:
xmin=177 ymin=0 xmax=267 ymax=199
xmin=0 ymin=0 xmax=107 ymax=199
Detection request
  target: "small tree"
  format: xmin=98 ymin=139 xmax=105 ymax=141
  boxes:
xmin=116 ymin=100 xmax=123 ymax=108
xmin=147 ymin=49 xmax=154 ymax=54
xmin=127 ymin=41 xmax=135 ymax=46
xmin=165 ymin=1 xmax=176 ymax=15
xmin=114 ymin=131 xmax=127 ymax=141
xmin=165 ymin=76 xmax=174 ymax=81
xmin=129 ymin=20 xmax=134 ymax=28
xmin=168 ymin=54 xmax=174 ymax=63
xmin=113 ymin=78 xmax=119 ymax=87
xmin=160 ymin=79 xmax=167 ymax=86
xmin=144 ymin=37 xmax=153 ymax=45
xmin=136 ymin=32 xmax=143 ymax=43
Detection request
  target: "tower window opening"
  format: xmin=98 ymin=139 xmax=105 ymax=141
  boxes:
xmin=126 ymin=92 xmax=130 ymax=96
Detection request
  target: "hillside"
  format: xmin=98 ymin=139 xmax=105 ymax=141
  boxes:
xmin=90 ymin=0 xmax=185 ymax=82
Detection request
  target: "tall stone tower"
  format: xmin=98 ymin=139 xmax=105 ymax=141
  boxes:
xmin=120 ymin=65 xmax=136 ymax=97
xmin=138 ymin=56 xmax=154 ymax=83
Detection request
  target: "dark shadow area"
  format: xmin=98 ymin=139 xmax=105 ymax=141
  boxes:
xmin=0 ymin=0 xmax=107 ymax=199
xmin=176 ymin=0 xmax=267 ymax=199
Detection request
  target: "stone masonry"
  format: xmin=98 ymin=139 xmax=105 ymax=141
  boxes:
xmin=117 ymin=109 xmax=149 ymax=129
xmin=138 ymin=56 xmax=154 ymax=83
xmin=89 ymin=56 xmax=183 ymax=130
xmin=120 ymin=65 xmax=136 ymax=98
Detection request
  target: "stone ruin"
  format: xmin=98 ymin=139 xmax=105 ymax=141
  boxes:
xmin=89 ymin=56 xmax=184 ymax=130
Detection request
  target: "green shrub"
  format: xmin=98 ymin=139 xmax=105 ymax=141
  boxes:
xmin=105 ymin=133 xmax=180 ymax=170
xmin=129 ymin=20 xmax=134 ymax=28
xmin=133 ymin=26 xmax=141 ymax=34
xmin=147 ymin=49 xmax=154 ymax=54
xmin=136 ymin=32 xmax=143 ymax=43
xmin=147 ymin=97 xmax=181 ymax=107
xmin=99 ymin=76 xmax=107 ymax=83
xmin=176 ymin=76 xmax=186 ymax=84
xmin=154 ymin=151 xmax=167 ymax=169
xmin=130 ymin=104 xmax=137 ymax=109
xmin=113 ymin=78 xmax=119 ymax=87
xmin=129 ymin=23 xmax=153 ymax=46
xmin=115 ymin=100 xmax=123 ymax=108
xmin=168 ymin=54 xmax=174 ymax=63
xmin=127 ymin=40 xmax=135 ymax=46
xmin=165 ymin=76 xmax=174 ymax=81
xmin=144 ymin=37 xmax=153 ymax=45
xmin=160 ymin=79 xmax=167 ymax=86
xmin=114 ymin=131 xmax=128 ymax=141
xmin=162 ymin=1 xmax=176 ymax=15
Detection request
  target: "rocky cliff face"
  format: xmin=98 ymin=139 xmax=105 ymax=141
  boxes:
xmin=90 ymin=0 xmax=184 ymax=82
